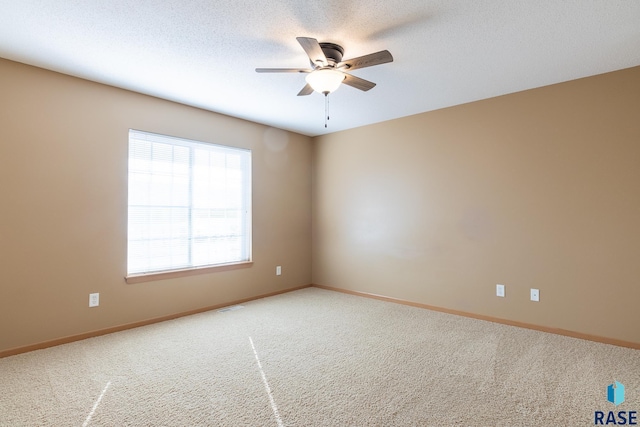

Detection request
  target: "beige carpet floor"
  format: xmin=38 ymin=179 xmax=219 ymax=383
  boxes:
xmin=1 ymin=287 xmax=638 ymax=426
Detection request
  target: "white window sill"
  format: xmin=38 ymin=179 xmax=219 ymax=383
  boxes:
xmin=125 ymin=261 xmax=253 ymax=284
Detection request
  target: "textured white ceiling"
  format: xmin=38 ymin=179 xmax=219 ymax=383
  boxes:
xmin=1 ymin=0 xmax=639 ymax=136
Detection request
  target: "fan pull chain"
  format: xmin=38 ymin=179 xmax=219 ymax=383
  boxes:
xmin=324 ymin=92 xmax=329 ymax=128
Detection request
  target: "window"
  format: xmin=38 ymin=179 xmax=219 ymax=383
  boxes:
xmin=127 ymin=130 xmax=251 ymax=277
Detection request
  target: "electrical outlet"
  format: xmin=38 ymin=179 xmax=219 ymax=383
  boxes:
xmin=276 ymin=266 xmax=282 ymax=276
xmin=496 ymin=284 xmax=505 ymax=297
xmin=89 ymin=293 xmax=100 ymax=307
xmin=530 ymin=288 xmax=540 ymax=302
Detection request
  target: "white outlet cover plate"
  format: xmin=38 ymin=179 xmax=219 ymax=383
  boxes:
xmin=530 ymin=288 xmax=540 ymax=302
xmin=89 ymin=293 xmax=100 ymax=307
xmin=496 ymin=284 xmax=505 ymax=297
xmin=276 ymin=266 xmax=281 ymax=276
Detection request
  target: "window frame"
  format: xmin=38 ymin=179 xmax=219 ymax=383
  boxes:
xmin=125 ymin=129 xmax=252 ymax=283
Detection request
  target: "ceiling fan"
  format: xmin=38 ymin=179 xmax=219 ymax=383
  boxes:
xmin=256 ymin=37 xmax=393 ymax=96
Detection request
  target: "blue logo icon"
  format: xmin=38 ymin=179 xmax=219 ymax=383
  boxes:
xmin=608 ymin=381 xmax=625 ymax=406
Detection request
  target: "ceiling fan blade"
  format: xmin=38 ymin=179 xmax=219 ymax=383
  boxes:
xmin=296 ymin=37 xmax=328 ymax=67
xmin=342 ymin=74 xmax=376 ymax=91
xmin=255 ymin=68 xmax=311 ymax=73
xmin=297 ymin=83 xmax=314 ymax=96
xmin=338 ymin=50 xmax=393 ymax=71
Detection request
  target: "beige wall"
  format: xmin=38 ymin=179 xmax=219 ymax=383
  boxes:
xmin=313 ymin=66 xmax=640 ymax=343
xmin=0 ymin=58 xmax=312 ymax=353
xmin=2 ymin=57 xmax=638 ymax=354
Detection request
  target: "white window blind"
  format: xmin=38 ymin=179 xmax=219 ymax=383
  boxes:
xmin=127 ymin=130 xmax=251 ymax=275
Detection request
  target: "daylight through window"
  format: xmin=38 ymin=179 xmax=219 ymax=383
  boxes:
xmin=127 ymin=130 xmax=251 ymax=276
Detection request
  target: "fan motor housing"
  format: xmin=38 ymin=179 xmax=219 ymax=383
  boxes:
xmin=319 ymin=42 xmax=344 ymax=66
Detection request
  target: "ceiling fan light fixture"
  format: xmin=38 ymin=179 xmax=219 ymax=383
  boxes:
xmin=305 ymin=68 xmax=345 ymax=94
